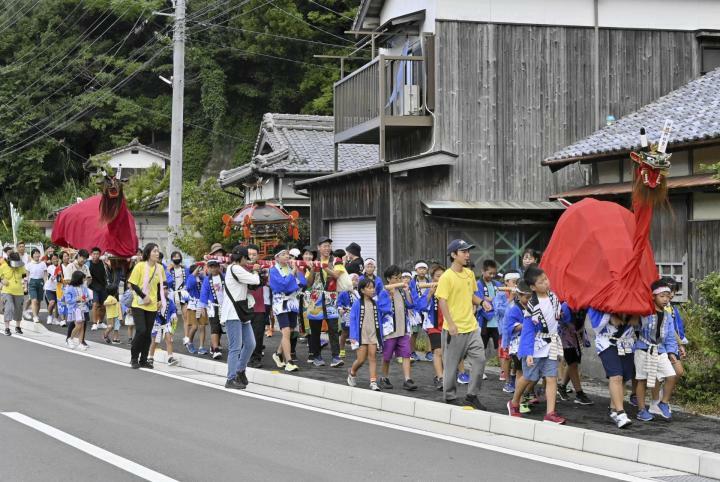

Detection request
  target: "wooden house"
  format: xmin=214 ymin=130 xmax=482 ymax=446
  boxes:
xmin=295 ymin=0 xmax=720 ymax=274
xmin=90 ymin=138 xmax=169 ymax=176
xmin=545 ymin=68 xmax=720 ymax=299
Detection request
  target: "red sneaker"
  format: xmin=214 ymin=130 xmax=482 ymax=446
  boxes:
xmin=543 ymin=411 xmax=566 ymax=424
xmin=507 ymin=401 xmax=522 ymax=417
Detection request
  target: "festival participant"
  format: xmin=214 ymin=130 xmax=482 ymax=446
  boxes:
xmin=507 ymin=266 xmax=566 ymax=424
xmin=347 ymin=278 xmax=383 ymax=391
xmin=297 ymin=246 xmax=315 ymax=338
xmin=377 ymin=265 xmax=417 ymax=391
xmin=16 ymin=242 xmax=30 ymax=265
xmin=121 ymin=281 xmax=135 ymax=344
xmin=26 ymin=248 xmax=47 ymax=323
xmin=55 ymin=250 xmax=72 ymax=327
xmin=44 ymin=253 xmax=60 ymax=325
xmin=493 ymin=271 xmax=520 ymax=386
xmin=421 ymin=265 xmax=445 ymax=390
xmin=149 ymin=283 xmax=179 ymax=367
xmin=167 ymin=251 xmax=190 ymax=342
xmin=222 ymin=245 xmax=260 ymax=389
xmin=437 ymin=240 xmax=487 ymax=409
xmin=64 ymin=271 xmax=92 ymax=350
xmin=410 ymin=261 xmax=432 ymax=362
xmin=557 ymin=307 xmax=594 ymax=405
xmin=344 ymin=242 xmax=364 ymax=275
xmin=65 ymin=249 xmax=91 ymax=347
xmin=185 ymin=263 xmax=207 ymax=355
xmin=247 ymin=244 xmax=268 ymax=368
xmin=17 ymin=242 xmax=31 ymax=319
xmin=337 ymin=273 xmax=360 ymax=359
xmin=520 ymin=248 xmax=539 ymax=277
xmin=360 ymin=258 xmax=384 ymax=293
xmin=41 ymin=246 xmax=55 ymax=263
xmin=127 ymin=243 xmax=166 ymax=370
xmin=102 ymin=285 xmax=121 ymax=344
xmin=477 ymin=260 xmax=501 ymax=376
xmin=634 ymin=279 xmax=678 ymax=422
xmin=0 ymin=252 xmax=27 ymax=336
xmin=269 ymin=248 xmax=305 ymax=372
xmin=88 ymin=247 xmax=111 ymax=332
xmin=306 ymin=237 xmax=345 ymax=368
xmin=502 ymin=280 xmax=532 ymax=412
xmin=587 ymin=308 xmax=636 ymax=428
xmin=200 ymin=260 xmax=226 ymax=360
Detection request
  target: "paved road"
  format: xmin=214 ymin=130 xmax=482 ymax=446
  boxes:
xmin=44 ymin=315 xmax=720 ymax=454
xmin=0 ymin=336 xmax=627 ymax=481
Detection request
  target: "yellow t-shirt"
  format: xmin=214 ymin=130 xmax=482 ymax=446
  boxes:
xmin=104 ymin=295 xmax=120 ymax=319
xmin=128 ymin=261 xmax=166 ymax=312
xmin=0 ymin=264 xmax=27 ymax=296
xmin=435 ymin=267 xmax=478 ymax=334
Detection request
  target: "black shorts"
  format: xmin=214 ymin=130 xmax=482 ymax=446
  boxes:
xmin=209 ymin=315 xmax=223 ymax=336
xmin=481 ymin=327 xmax=500 ymax=349
xmin=428 ymin=332 xmax=441 ymax=351
xmin=563 ymin=347 xmax=582 ymax=365
xmin=510 ymin=354 xmax=522 ymax=372
xmin=277 ymin=312 xmax=298 ymax=330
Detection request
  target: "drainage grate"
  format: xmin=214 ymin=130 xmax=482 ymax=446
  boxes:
xmin=655 ymin=476 xmax=719 ymax=482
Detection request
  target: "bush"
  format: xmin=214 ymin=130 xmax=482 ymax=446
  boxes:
xmin=675 ymin=272 xmax=720 ymax=412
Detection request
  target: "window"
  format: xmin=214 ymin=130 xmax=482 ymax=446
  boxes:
xmin=131 ymin=149 xmax=139 ymax=154
xmin=692 ymin=193 xmax=720 ymax=221
xmin=595 ymin=160 xmax=620 ymax=184
xmin=702 ymin=46 xmax=720 ymax=75
xmin=692 ymin=145 xmax=720 ymax=174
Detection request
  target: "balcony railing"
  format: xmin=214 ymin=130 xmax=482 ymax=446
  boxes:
xmin=334 ymin=54 xmax=433 ymax=155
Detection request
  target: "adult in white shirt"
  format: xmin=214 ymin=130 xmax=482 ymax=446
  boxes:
xmin=43 ymin=253 xmax=60 ymax=325
xmin=26 ymin=249 xmax=47 ymax=323
xmin=222 ymin=246 xmax=260 ymax=389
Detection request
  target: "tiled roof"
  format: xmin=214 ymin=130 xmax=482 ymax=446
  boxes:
xmin=97 ymin=137 xmax=169 ymax=160
xmin=218 ymin=113 xmax=378 ymax=187
xmin=544 ymin=67 xmax=720 ymax=168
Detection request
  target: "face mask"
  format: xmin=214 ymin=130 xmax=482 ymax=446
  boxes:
xmin=172 ymin=258 xmax=182 ymax=265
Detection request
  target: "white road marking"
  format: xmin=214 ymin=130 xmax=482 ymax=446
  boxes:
xmin=1 ymin=411 xmax=178 ymax=482
xmin=9 ymin=334 xmax=654 ymax=482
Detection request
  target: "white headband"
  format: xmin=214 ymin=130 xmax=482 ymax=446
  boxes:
xmin=504 ymin=272 xmax=521 ymax=282
xmin=365 ymin=258 xmax=376 ymax=266
xmin=414 ymin=262 xmax=428 ymax=270
xmin=652 ymin=286 xmax=671 ymax=295
xmin=402 ymin=272 xmax=412 ymax=278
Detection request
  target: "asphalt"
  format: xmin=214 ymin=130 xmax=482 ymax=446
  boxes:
xmin=41 ymin=313 xmax=720 ymax=454
xmin=0 ymin=336 xmax=621 ymax=482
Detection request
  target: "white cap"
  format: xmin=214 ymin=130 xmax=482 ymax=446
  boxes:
xmin=288 ymin=248 xmax=301 ymax=258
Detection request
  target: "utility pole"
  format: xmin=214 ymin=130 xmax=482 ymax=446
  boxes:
xmin=167 ymin=0 xmax=186 ymax=255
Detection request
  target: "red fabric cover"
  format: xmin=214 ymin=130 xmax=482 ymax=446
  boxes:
xmin=51 ymin=195 xmax=138 ymax=258
xmin=540 ymin=198 xmax=657 ymax=316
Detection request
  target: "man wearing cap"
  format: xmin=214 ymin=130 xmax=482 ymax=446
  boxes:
xmin=0 ymin=252 xmax=27 ymax=336
xmin=345 ymin=242 xmax=364 ymax=276
xmin=436 ymin=239 xmax=487 ymax=410
xmin=306 ymin=236 xmax=345 ymax=367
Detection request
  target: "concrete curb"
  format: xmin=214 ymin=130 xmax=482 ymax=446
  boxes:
xmin=57 ymin=344 xmax=720 ymax=478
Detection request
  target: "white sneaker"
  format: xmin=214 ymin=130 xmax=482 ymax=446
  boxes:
xmin=347 ymin=372 xmax=357 ymax=387
xmin=616 ymin=412 xmax=632 ymax=428
xmin=33 ymin=316 xmax=40 ymax=323
xmin=272 ymin=353 xmax=286 ymax=368
xmin=285 ymin=362 xmax=299 ymax=372
xmin=60 ymin=320 xmax=67 ymax=327
xmin=183 ymin=336 xmax=190 ymax=345
xmin=46 ymin=316 xmax=53 ymax=325
xmin=91 ymin=324 xmax=98 ymax=331
xmin=72 ymin=338 xmax=81 ymax=349
xmin=99 ymin=322 xmax=107 ymax=329
xmin=78 ymin=343 xmax=88 ymax=352
xmin=369 ymin=381 xmax=381 ymax=391
xmin=483 ymin=373 xmax=488 ymax=380
xmin=649 ymin=400 xmax=662 ymax=416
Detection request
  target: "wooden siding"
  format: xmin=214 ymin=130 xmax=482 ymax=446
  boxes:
xmin=650 ymin=195 xmax=689 ymax=263
xmin=689 ymin=220 xmax=720 ymax=292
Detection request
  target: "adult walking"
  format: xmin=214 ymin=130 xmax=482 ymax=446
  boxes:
xmin=222 ymin=246 xmax=260 ymax=389
xmin=0 ymin=253 xmax=27 ymax=336
xmin=436 ymin=239 xmax=487 ymax=410
xmin=127 ymin=243 xmax=166 ymax=369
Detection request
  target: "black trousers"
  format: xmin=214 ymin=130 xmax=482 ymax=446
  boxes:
xmin=250 ymin=312 xmax=266 ymax=360
xmin=131 ymin=308 xmax=157 ymax=363
xmin=308 ymin=318 xmax=340 ymax=359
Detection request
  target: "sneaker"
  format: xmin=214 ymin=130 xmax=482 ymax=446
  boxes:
xmin=312 ymin=357 xmax=325 ymax=367
xmin=197 ymin=346 xmax=209 ymax=356
xmin=60 ymin=321 xmax=67 ymax=327
xmin=347 ymin=371 xmax=357 ymax=387
xmin=103 ymin=335 xmax=111 ymax=344
xmin=457 ymin=372 xmax=470 ymax=384
xmin=543 ymin=411 xmax=566 ymax=424
xmin=483 ymin=373 xmax=488 ymax=380
xmin=649 ymin=400 xmax=662 ymax=415
xmin=225 ymin=378 xmax=246 ymax=390
xmin=168 ymin=357 xmax=179 ymax=366
xmin=433 ymin=376 xmax=444 ymax=391
xmin=5 ymin=328 xmax=11 ymax=336
xmin=636 ymin=408 xmax=654 ymax=422
xmin=499 ymin=370 xmax=507 ymax=381
xmin=519 ymin=402 xmax=531 ymax=414
xmin=613 ymin=411 xmax=632 ymax=428
xmin=15 ymin=327 xmax=23 ymax=335
xmin=248 ymin=359 xmax=263 ymax=369
xmin=236 ymin=371 xmax=249 ymax=386
xmin=369 ymin=381 xmax=381 ymax=391
xmin=339 ymin=349 xmax=346 ymax=358
xmin=211 ymin=349 xmax=222 ymax=360
xmin=140 ymin=360 xmax=153 ymax=369
xmin=130 ymin=360 xmax=140 ymax=369
xmin=112 ymin=339 xmax=121 ymax=344
xmin=272 ymin=352 xmax=286 ymax=368
xmin=502 ymin=381 xmax=515 ymax=393
xmin=403 ymin=379 xmax=418 ymax=391
xmin=656 ymin=401 xmax=672 ymax=420
xmin=629 ymin=394 xmax=638 ymax=407
xmin=424 ymin=352 xmax=434 ymax=362
xmin=285 ymin=362 xmax=299 ymax=372
xmin=91 ymin=324 xmax=98 ymax=331
xmin=445 ymin=398 xmax=464 ymax=406
xmin=46 ymin=316 xmax=53 ymax=325
xmin=574 ymin=391 xmax=594 ymax=406
xmin=127 ymin=337 xmax=133 ymax=345
xmin=185 ymin=343 xmax=197 ymax=354
xmin=378 ymin=377 xmax=393 ymax=390
xmin=183 ymin=336 xmax=190 ymax=345
xmin=410 ymin=352 xmax=420 ymax=362
xmin=99 ymin=322 xmax=107 ymax=329
xmin=330 ymin=356 xmax=344 ymax=368
xmin=557 ymin=383 xmax=570 ymax=401
xmin=464 ymin=394 xmax=486 ymax=410
xmin=507 ymin=401 xmax=522 ymax=417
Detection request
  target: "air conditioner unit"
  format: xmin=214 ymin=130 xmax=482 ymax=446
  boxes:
xmin=402 ymin=85 xmax=420 ymax=115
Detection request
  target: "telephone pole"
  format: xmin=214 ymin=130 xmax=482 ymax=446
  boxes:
xmin=167 ymin=0 xmax=186 ymax=255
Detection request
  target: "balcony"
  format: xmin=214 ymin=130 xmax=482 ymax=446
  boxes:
xmin=334 ymin=54 xmax=433 ymax=160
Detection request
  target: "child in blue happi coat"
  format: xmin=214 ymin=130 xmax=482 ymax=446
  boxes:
xmin=185 ymin=264 xmax=206 ymax=355
xmin=268 ymin=249 xmax=306 ymax=372
xmin=63 ymin=270 xmax=92 ymax=351
xmin=338 ymin=273 xmax=360 ymax=359
xmin=149 ymin=283 xmax=179 ymax=367
xmin=347 ymin=278 xmax=384 ymax=391
xmin=199 ymin=260 xmax=226 ymax=360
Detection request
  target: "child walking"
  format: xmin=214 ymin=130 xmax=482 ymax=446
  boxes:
xmin=121 ymin=281 xmax=135 ymax=344
xmin=102 ymin=285 xmax=121 ymax=344
xmin=338 ymin=273 xmax=360 ymax=359
xmin=149 ymin=283 xmax=179 ymax=367
xmin=420 ymin=265 xmax=445 ymax=390
xmin=502 ymin=280 xmax=532 ymax=412
xmin=347 ymin=278 xmax=383 ymax=391
xmin=410 ymin=261 xmax=433 ymax=362
xmin=64 ymin=271 xmax=92 ymax=351
xmin=507 ymin=266 xmax=567 ymax=424
xmin=557 ymin=307 xmax=594 ymax=405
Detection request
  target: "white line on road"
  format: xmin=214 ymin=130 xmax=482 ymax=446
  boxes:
xmin=1 ymin=411 xmax=178 ymax=482
xmin=9 ymin=334 xmax=654 ymax=482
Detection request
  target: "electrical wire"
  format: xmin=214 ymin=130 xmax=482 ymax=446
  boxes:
xmin=308 ymin=0 xmax=355 ymax=21
xmin=267 ymin=1 xmax=353 ymax=44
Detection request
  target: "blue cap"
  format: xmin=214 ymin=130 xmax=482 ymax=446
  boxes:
xmin=447 ymin=239 xmax=475 ymax=254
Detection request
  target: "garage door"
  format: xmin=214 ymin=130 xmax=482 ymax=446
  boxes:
xmin=330 ymin=219 xmax=377 ymax=261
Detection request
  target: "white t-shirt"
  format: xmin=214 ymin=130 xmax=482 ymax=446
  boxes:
xmin=61 ymin=263 xmax=75 ymax=283
xmin=26 ymin=261 xmax=47 ymax=280
xmin=44 ymin=265 xmax=58 ymax=291
xmin=220 ymin=265 xmax=260 ymax=323
xmin=533 ymin=296 xmax=559 ymax=358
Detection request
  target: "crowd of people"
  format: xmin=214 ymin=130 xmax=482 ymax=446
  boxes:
xmin=0 ymin=236 xmax=689 ymax=429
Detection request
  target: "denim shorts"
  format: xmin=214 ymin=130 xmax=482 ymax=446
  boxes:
xmin=521 ymin=356 xmax=558 ymax=382
xmin=28 ymin=279 xmax=44 ymax=300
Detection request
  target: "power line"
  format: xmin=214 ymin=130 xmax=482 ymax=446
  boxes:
xmin=268 ymin=1 xmax=353 ymax=45
xmin=185 ymin=0 xmax=270 ymax=37
xmin=308 ymin=0 xmax=355 ymax=21
xmin=0 ymin=0 xmax=42 ymax=36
